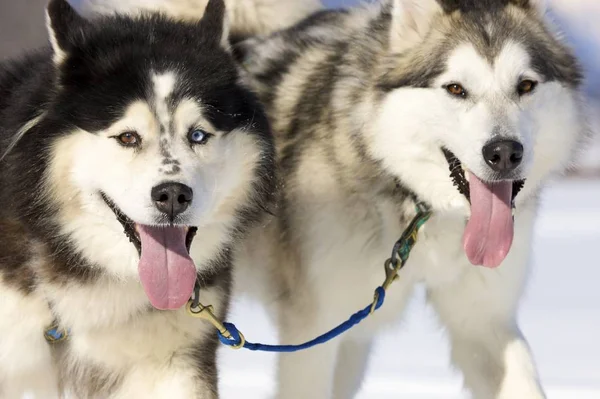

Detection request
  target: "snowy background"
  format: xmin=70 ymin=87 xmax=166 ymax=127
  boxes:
xmin=221 ymin=181 xmax=600 ymax=398
xmin=0 ymin=0 xmax=598 ymax=398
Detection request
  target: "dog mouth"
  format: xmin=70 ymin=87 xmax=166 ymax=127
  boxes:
xmin=443 ymin=149 xmax=524 ymax=203
xmin=102 ymin=194 xmax=198 ymax=310
xmin=442 ymin=149 xmax=525 ymax=269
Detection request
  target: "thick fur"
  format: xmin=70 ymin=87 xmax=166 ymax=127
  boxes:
xmin=0 ymin=0 xmax=275 ymax=397
xmin=235 ymin=0 xmax=587 ymax=398
xmin=76 ymin=0 xmax=323 ymax=43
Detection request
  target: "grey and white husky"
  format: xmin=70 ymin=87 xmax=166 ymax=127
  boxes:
xmin=0 ymin=0 xmax=277 ymax=397
xmin=235 ymin=0 xmax=588 ymax=398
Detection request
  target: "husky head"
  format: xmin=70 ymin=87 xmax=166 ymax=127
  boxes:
xmin=372 ymin=0 xmax=585 ymax=268
xmin=29 ymin=0 xmax=274 ymax=309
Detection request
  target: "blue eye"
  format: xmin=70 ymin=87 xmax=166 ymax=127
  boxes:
xmin=189 ymin=129 xmax=211 ymax=145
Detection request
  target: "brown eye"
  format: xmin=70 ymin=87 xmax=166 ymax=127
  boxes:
xmin=446 ymin=83 xmax=467 ymax=98
xmin=115 ymin=132 xmax=140 ymax=147
xmin=517 ymin=79 xmax=537 ymax=96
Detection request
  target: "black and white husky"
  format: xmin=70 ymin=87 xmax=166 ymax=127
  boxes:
xmin=0 ymin=0 xmax=275 ymax=397
xmin=235 ymin=0 xmax=589 ymax=398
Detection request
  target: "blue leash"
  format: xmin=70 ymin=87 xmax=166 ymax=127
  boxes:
xmin=44 ymin=324 xmax=69 ymax=343
xmin=45 ymin=288 xmax=384 ymax=351
xmin=216 ymin=287 xmax=386 ymax=352
xmin=187 ymin=203 xmax=432 ymax=353
xmin=44 ymin=203 xmax=430 ymax=352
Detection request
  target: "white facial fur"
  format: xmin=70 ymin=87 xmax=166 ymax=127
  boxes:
xmin=433 ymin=42 xmax=539 ymax=179
xmin=68 ymin=72 xmax=255 ymax=226
xmin=370 ymin=41 xmax=584 ymax=214
xmin=45 ymin=71 xmax=262 ymax=278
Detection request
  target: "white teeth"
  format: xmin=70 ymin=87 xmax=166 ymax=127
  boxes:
xmin=464 ymin=169 xmax=470 ymax=180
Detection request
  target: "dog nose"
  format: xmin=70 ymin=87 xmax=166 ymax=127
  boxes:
xmin=482 ymin=139 xmax=524 ymax=173
xmin=151 ymin=182 xmax=193 ymax=220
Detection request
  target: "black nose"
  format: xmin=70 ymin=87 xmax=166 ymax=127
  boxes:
xmin=482 ymin=139 xmax=524 ymax=173
xmin=151 ymin=182 xmax=193 ymax=220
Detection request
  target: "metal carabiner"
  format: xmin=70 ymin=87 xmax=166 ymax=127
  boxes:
xmin=382 ymin=258 xmax=400 ymax=291
xmin=370 ymin=258 xmax=400 ymax=314
xmin=186 ymin=301 xmax=246 ymax=349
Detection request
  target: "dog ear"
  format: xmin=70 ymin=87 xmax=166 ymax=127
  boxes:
xmin=46 ymin=0 xmax=88 ymax=64
xmin=388 ymin=0 xmax=443 ymax=53
xmin=199 ymin=0 xmax=230 ymax=48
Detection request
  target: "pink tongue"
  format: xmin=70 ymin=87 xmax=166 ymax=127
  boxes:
xmin=462 ymin=174 xmax=514 ymax=268
xmin=137 ymin=225 xmax=197 ymax=310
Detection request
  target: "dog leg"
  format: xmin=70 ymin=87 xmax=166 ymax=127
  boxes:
xmin=114 ymin=365 xmax=217 ymax=399
xmin=276 ymin=312 xmax=341 ymax=399
xmin=0 ymin=285 xmax=58 ymax=398
xmin=427 ymin=261 xmax=545 ymax=399
xmin=332 ymin=337 xmax=373 ymax=399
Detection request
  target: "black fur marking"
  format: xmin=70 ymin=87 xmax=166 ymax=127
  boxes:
xmin=453 ymin=11 xmax=582 ymax=88
xmin=200 ymin=0 xmax=226 ymax=45
xmin=163 ymin=165 xmax=182 ymax=175
xmin=159 ymin=138 xmax=181 ymax=171
xmin=159 ymin=139 xmax=172 ymax=158
xmin=238 ymin=9 xmax=349 ymax=110
xmin=251 ymin=49 xmax=302 ymax=110
xmin=376 ymin=7 xmax=450 ymax=91
xmin=0 ymin=219 xmax=36 ymax=294
xmin=443 ymin=148 xmax=471 ymax=201
xmin=513 ymin=179 xmax=525 ymax=198
xmin=377 ymin=59 xmax=447 ymax=91
xmin=186 ymin=227 xmax=198 ymax=250
xmin=47 ymin=0 xmax=87 ymax=56
xmin=438 ymin=0 xmax=534 ymax=13
xmin=101 ymin=193 xmax=141 ymax=255
xmin=280 ymin=40 xmax=348 ymax=178
xmin=168 ymin=116 xmax=176 ymax=139
xmin=162 ymin=158 xmax=180 ymax=165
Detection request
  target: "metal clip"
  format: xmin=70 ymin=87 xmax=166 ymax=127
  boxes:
xmin=382 ymin=258 xmax=400 ymax=291
xmin=370 ymin=203 xmax=431 ymax=315
xmin=371 ymin=258 xmax=400 ymax=314
xmin=186 ymin=301 xmax=246 ymax=349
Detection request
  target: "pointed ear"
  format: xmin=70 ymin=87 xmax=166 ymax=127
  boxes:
xmin=46 ymin=0 xmax=88 ymax=64
xmin=200 ymin=0 xmax=229 ymax=48
xmin=388 ymin=0 xmax=443 ymax=53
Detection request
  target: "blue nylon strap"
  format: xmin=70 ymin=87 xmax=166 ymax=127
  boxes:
xmin=218 ymin=286 xmax=386 ymax=352
xmin=44 ymin=326 xmax=68 ymax=343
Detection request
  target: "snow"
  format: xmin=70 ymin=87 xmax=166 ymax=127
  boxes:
xmin=219 ymin=180 xmax=600 ymax=398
